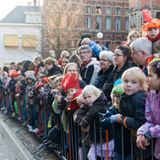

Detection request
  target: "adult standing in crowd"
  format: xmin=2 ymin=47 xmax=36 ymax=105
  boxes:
xmin=78 ymin=45 xmax=100 ymax=85
xmin=94 ymin=50 xmax=116 ymax=102
xmin=113 ymin=45 xmax=134 ymax=82
xmin=44 ymin=57 xmax=62 ymax=77
xmin=130 ymin=37 xmax=152 ymax=75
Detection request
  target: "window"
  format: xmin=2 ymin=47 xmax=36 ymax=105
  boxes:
xmin=22 ymin=34 xmax=38 ymax=48
xmin=125 ymin=8 xmax=129 ymax=15
xmin=115 ymin=7 xmax=121 ymax=15
xmin=4 ymin=34 xmax=19 ymax=47
xmin=86 ymin=6 xmax=92 ymax=14
xmin=115 ymin=17 xmax=121 ymax=30
xmin=96 ymin=16 xmax=102 ymax=30
xmin=106 ymin=7 xmax=112 ymax=15
xmin=156 ymin=12 xmax=160 ymax=18
xmin=105 ymin=17 xmax=111 ymax=30
xmin=86 ymin=16 xmax=92 ymax=29
xmin=125 ymin=17 xmax=129 ymax=31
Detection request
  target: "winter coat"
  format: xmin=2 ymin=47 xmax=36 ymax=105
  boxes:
xmin=80 ymin=58 xmax=100 ymax=85
xmin=137 ymin=90 xmax=160 ymax=160
xmin=75 ymin=92 xmax=107 ymax=143
xmin=94 ymin=65 xmax=115 ymax=102
xmin=47 ymin=64 xmax=62 ymax=77
xmin=113 ymin=61 xmax=134 ymax=82
xmin=101 ymin=91 xmax=146 ymax=156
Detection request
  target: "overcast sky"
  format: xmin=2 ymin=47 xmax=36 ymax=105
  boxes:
xmin=0 ymin=0 xmax=43 ymax=20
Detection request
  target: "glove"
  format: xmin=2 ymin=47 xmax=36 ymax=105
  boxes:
xmin=110 ymin=114 xmax=122 ymax=123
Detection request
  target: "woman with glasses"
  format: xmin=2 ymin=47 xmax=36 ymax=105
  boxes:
xmin=113 ymin=45 xmax=134 ymax=82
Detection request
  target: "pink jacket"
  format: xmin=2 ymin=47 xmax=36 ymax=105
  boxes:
xmin=137 ymin=90 xmax=160 ymax=159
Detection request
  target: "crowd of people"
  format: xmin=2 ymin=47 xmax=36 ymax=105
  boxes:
xmin=0 ymin=11 xmax=160 ymax=160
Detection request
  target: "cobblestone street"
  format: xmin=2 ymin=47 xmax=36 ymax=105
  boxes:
xmin=0 ymin=112 xmax=59 ymax=160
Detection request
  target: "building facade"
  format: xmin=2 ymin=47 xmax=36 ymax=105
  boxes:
xmin=129 ymin=0 xmax=160 ymax=32
xmin=0 ymin=6 xmax=42 ymax=66
xmin=42 ymin=0 xmax=129 ymax=56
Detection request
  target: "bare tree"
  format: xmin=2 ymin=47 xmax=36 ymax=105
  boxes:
xmin=43 ymin=0 xmax=84 ymax=58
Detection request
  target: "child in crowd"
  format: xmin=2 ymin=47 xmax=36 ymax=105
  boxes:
xmin=100 ymin=79 xmax=124 ymax=160
xmin=74 ymin=85 xmax=106 ymax=160
xmin=137 ymin=58 xmax=160 ymax=160
xmin=101 ymin=67 xmax=148 ymax=160
xmin=123 ymin=30 xmax=141 ymax=46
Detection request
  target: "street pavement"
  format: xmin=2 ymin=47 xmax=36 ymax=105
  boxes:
xmin=0 ymin=112 xmax=59 ymax=160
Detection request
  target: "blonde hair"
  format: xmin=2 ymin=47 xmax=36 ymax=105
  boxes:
xmin=81 ymin=85 xmax=102 ymax=98
xmin=122 ymin=67 xmax=148 ymax=91
xmin=127 ymin=30 xmax=140 ymax=41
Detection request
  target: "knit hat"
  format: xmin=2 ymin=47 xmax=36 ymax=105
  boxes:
xmin=111 ymin=79 xmax=124 ymax=96
xmin=61 ymin=73 xmax=80 ymax=93
xmin=99 ymin=50 xmax=115 ymax=66
xmin=25 ymin=71 xmax=36 ymax=81
xmin=9 ymin=70 xmax=20 ymax=78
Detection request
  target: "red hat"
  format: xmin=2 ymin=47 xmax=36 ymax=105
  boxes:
xmin=61 ymin=73 xmax=80 ymax=92
xmin=9 ymin=70 xmax=20 ymax=78
xmin=42 ymin=77 xmax=50 ymax=84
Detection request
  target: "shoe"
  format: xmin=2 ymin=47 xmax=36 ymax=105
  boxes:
xmin=11 ymin=112 xmax=16 ymax=118
xmin=32 ymin=128 xmax=39 ymax=133
xmin=27 ymin=125 xmax=33 ymax=132
xmin=3 ymin=110 xmax=8 ymax=115
xmin=1 ymin=107 xmax=6 ymax=111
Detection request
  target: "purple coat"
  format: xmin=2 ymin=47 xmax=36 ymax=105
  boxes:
xmin=137 ymin=90 xmax=160 ymax=159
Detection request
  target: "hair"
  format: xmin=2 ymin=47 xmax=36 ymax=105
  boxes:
xmin=116 ymin=45 xmax=132 ymax=61
xmin=81 ymin=85 xmax=102 ymax=98
xmin=122 ymin=67 xmax=148 ymax=91
xmin=130 ymin=37 xmax=152 ymax=56
xmin=78 ymin=45 xmax=92 ymax=53
xmin=69 ymin=53 xmax=82 ymax=67
xmin=60 ymin=50 xmax=70 ymax=58
xmin=148 ymin=59 xmax=160 ymax=78
xmin=44 ymin=57 xmax=56 ymax=65
xmin=33 ymin=56 xmax=42 ymax=63
xmin=127 ymin=30 xmax=141 ymax=41
xmin=81 ymin=38 xmax=92 ymax=45
xmin=63 ymin=62 xmax=79 ymax=75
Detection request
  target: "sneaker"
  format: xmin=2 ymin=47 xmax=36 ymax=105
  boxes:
xmin=32 ymin=128 xmax=39 ymax=133
xmin=11 ymin=112 xmax=16 ymax=118
xmin=1 ymin=107 xmax=6 ymax=111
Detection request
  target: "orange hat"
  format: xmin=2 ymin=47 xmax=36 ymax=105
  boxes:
xmin=61 ymin=73 xmax=79 ymax=93
xmin=9 ymin=70 xmax=20 ymax=78
xmin=142 ymin=9 xmax=160 ymax=31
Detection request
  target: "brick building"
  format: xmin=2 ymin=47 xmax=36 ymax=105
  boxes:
xmin=42 ymin=0 xmax=129 ymax=57
xmin=129 ymin=0 xmax=160 ymax=32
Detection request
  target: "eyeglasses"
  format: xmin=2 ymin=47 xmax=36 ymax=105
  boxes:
xmin=78 ymin=50 xmax=90 ymax=55
xmin=100 ymin=59 xmax=110 ymax=62
xmin=132 ymin=50 xmax=142 ymax=55
xmin=114 ymin=54 xmax=124 ymax=57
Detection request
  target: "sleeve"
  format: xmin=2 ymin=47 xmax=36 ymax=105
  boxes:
xmin=100 ymin=106 xmax=117 ymax=129
xmin=89 ymin=64 xmax=101 ymax=85
xmin=80 ymin=103 xmax=104 ymax=129
xmin=137 ymin=95 xmax=154 ymax=135
xmin=124 ymin=94 xmax=146 ymax=129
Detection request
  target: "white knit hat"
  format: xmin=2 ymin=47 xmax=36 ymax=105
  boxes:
xmin=99 ymin=50 xmax=115 ymax=66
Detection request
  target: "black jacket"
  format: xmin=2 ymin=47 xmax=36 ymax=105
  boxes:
xmin=100 ymin=91 xmax=146 ymax=156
